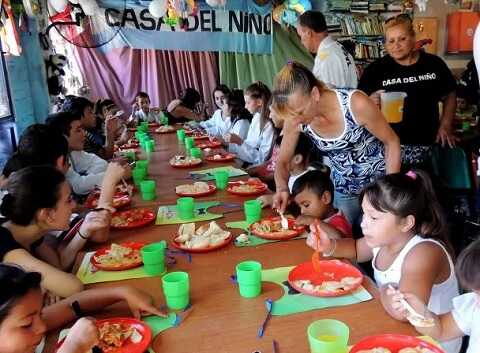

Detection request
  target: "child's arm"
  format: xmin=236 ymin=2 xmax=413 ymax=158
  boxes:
xmin=389 ymin=290 xmax=465 ymax=341
xmin=296 ymin=218 xmax=345 ymax=240
xmin=257 ymin=195 xmax=273 ymax=208
xmin=58 ymin=210 xmax=111 ymax=269
xmin=42 ymin=286 xmax=166 ymax=330
xmin=4 ymin=249 xmax=83 ymax=297
xmin=306 ymin=222 xmax=373 ymax=262
xmin=381 ymin=242 xmax=448 ymax=321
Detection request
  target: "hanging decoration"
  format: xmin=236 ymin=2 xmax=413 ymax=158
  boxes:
xmin=272 ymin=0 xmax=311 ymax=26
xmin=148 ymin=0 xmax=198 ymax=29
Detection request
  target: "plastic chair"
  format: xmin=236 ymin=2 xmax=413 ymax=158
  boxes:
xmin=431 ymin=145 xmax=472 ymax=190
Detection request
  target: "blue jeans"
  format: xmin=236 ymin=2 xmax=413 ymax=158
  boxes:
xmin=333 ymin=191 xmax=362 ymax=230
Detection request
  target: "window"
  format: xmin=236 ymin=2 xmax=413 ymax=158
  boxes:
xmin=0 ymin=42 xmax=13 ymax=120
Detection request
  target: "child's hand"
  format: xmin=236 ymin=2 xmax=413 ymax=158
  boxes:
xmin=387 ymin=286 xmax=433 ymax=323
xmin=228 ymin=133 xmax=243 ymax=145
xmin=306 ymin=220 xmax=332 ymax=253
xmin=132 ymin=102 xmax=139 ymax=112
xmin=121 ymin=287 xmax=168 ymax=319
xmin=59 ymin=318 xmax=99 ymax=353
xmin=104 ymin=162 xmax=126 ymax=185
xmin=257 ymin=195 xmax=273 ymax=208
xmin=79 ymin=210 xmax=111 ymax=239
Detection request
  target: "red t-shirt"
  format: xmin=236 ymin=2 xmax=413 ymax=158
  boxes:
xmin=324 ymin=210 xmax=352 ymax=238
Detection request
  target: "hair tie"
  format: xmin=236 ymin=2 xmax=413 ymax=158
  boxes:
xmin=287 ymin=60 xmax=294 ymax=66
xmin=405 ymin=170 xmax=417 ymax=180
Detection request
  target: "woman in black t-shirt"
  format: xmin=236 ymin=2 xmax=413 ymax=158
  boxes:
xmin=0 ymin=166 xmax=109 ymax=298
xmin=358 ymin=14 xmax=457 ymax=167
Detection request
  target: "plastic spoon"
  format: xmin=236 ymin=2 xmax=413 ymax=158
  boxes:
xmin=278 ymin=211 xmax=289 ymax=230
xmin=311 ymin=219 xmax=322 ymax=272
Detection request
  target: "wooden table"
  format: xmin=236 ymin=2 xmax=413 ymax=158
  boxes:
xmin=44 ymin=132 xmax=417 ymax=353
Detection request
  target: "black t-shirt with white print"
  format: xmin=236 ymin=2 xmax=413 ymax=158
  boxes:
xmin=358 ymin=52 xmax=456 ymax=145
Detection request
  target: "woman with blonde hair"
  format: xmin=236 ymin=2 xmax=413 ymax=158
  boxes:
xmin=272 ymin=61 xmax=400 ymax=227
xmin=358 ymin=14 xmax=457 ymax=168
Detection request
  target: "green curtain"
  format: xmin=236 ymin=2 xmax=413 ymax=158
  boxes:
xmin=219 ymin=24 xmax=314 ymax=89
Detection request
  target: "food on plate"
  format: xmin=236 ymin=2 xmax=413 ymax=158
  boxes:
xmin=94 ymin=243 xmax=142 ymax=267
xmin=169 ymin=155 xmax=202 ymax=166
xmin=251 ymin=218 xmax=299 ymax=237
xmin=357 ymin=349 xmax=392 ymax=353
xmin=293 ymin=276 xmax=362 ymax=293
xmin=88 ymin=193 xmax=130 ymax=208
xmin=111 ymin=209 xmax=148 ymax=227
xmin=398 ymin=348 xmax=435 ymax=353
xmin=175 ymin=181 xmax=210 ymax=194
xmin=235 ymin=233 xmax=250 ymax=244
xmin=98 ymin=322 xmax=142 ymax=350
xmin=230 ymin=183 xmax=260 ymax=193
xmin=174 ymin=222 xmax=230 ymax=249
xmin=155 ymin=125 xmax=175 ymax=133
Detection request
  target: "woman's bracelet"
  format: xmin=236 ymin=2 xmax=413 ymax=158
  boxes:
xmin=78 ymin=229 xmax=89 ymax=240
xmin=323 ymin=238 xmax=337 ymax=257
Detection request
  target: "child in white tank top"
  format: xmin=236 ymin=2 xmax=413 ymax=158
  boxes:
xmin=390 ymin=238 xmax=480 ymax=353
xmin=306 ymin=170 xmax=461 ymax=353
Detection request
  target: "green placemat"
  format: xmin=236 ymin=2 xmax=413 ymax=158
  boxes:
xmin=156 ymin=201 xmax=223 ymax=225
xmin=189 ymin=166 xmax=247 ymax=181
xmin=261 ymin=266 xmax=373 ymax=316
xmin=76 ymin=252 xmax=163 ymax=284
xmin=143 ymin=313 xmax=178 ymax=336
xmin=226 ymin=221 xmax=307 ymax=247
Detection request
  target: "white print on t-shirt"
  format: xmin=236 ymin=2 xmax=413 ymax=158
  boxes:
xmin=382 ymin=73 xmax=437 ymax=86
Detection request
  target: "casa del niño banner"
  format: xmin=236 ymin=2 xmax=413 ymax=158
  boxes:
xmin=95 ymin=0 xmax=273 ymax=54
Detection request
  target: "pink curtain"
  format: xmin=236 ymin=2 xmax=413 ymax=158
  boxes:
xmin=73 ymin=47 xmax=219 ymax=115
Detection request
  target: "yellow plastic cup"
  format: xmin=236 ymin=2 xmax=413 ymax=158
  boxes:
xmin=380 ymin=91 xmax=407 ymax=123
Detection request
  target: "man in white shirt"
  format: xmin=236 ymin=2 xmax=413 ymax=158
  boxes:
xmin=46 ymin=112 xmax=115 ymax=195
xmin=296 ymin=11 xmax=358 ymax=88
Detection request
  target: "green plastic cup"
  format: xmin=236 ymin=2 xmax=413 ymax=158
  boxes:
xmin=132 ymin=167 xmax=147 ymax=186
xmin=190 ymin=147 xmax=202 ymax=159
xmin=136 ymin=160 xmax=149 ymax=173
xmin=185 ymin=136 xmax=195 ymax=149
xmin=307 ymin=319 xmax=349 ymax=353
xmin=176 ymin=197 xmax=195 ymax=220
xmin=141 ymin=241 xmax=166 ymax=276
xmin=145 ymin=140 xmax=155 ymax=153
xmin=162 ymin=271 xmax=190 ymax=310
xmin=140 ymin=180 xmax=156 ymax=201
xmin=244 ymin=200 xmax=262 ymax=224
xmin=236 ymin=261 xmax=262 ymax=298
xmin=177 ymin=129 xmax=186 ymax=142
xmin=214 ymin=170 xmax=229 ymax=190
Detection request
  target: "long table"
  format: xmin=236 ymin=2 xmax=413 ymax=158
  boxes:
xmin=44 ymin=131 xmax=417 ymax=353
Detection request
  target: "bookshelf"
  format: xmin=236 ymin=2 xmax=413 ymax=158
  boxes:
xmin=326 ymin=1 xmax=407 ymax=65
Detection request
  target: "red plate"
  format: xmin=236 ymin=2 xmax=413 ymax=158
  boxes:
xmin=169 ymin=157 xmax=202 ymax=168
xmin=197 ymin=140 xmax=222 ymax=149
xmin=249 ymin=216 xmax=306 ymax=240
xmin=175 ymin=183 xmax=217 ymax=197
xmin=206 ymin=152 xmax=236 ymax=162
xmin=84 ymin=192 xmax=131 ymax=209
xmin=56 ymin=318 xmax=152 ymax=353
xmin=148 ymin=122 xmax=160 ymax=128
xmin=171 ymin=234 xmax=233 ymax=253
xmin=90 ymin=241 xmax=146 ymax=271
xmin=193 ymin=134 xmax=209 ymax=140
xmin=288 ymin=260 xmax=363 ymax=297
xmin=226 ymin=181 xmax=267 ymax=196
xmin=350 ymin=334 xmax=445 ymax=353
xmin=110 ymin=208 xmax=155 ymax=229
xmin=128 ymin=127 xmax=137 ymax=132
